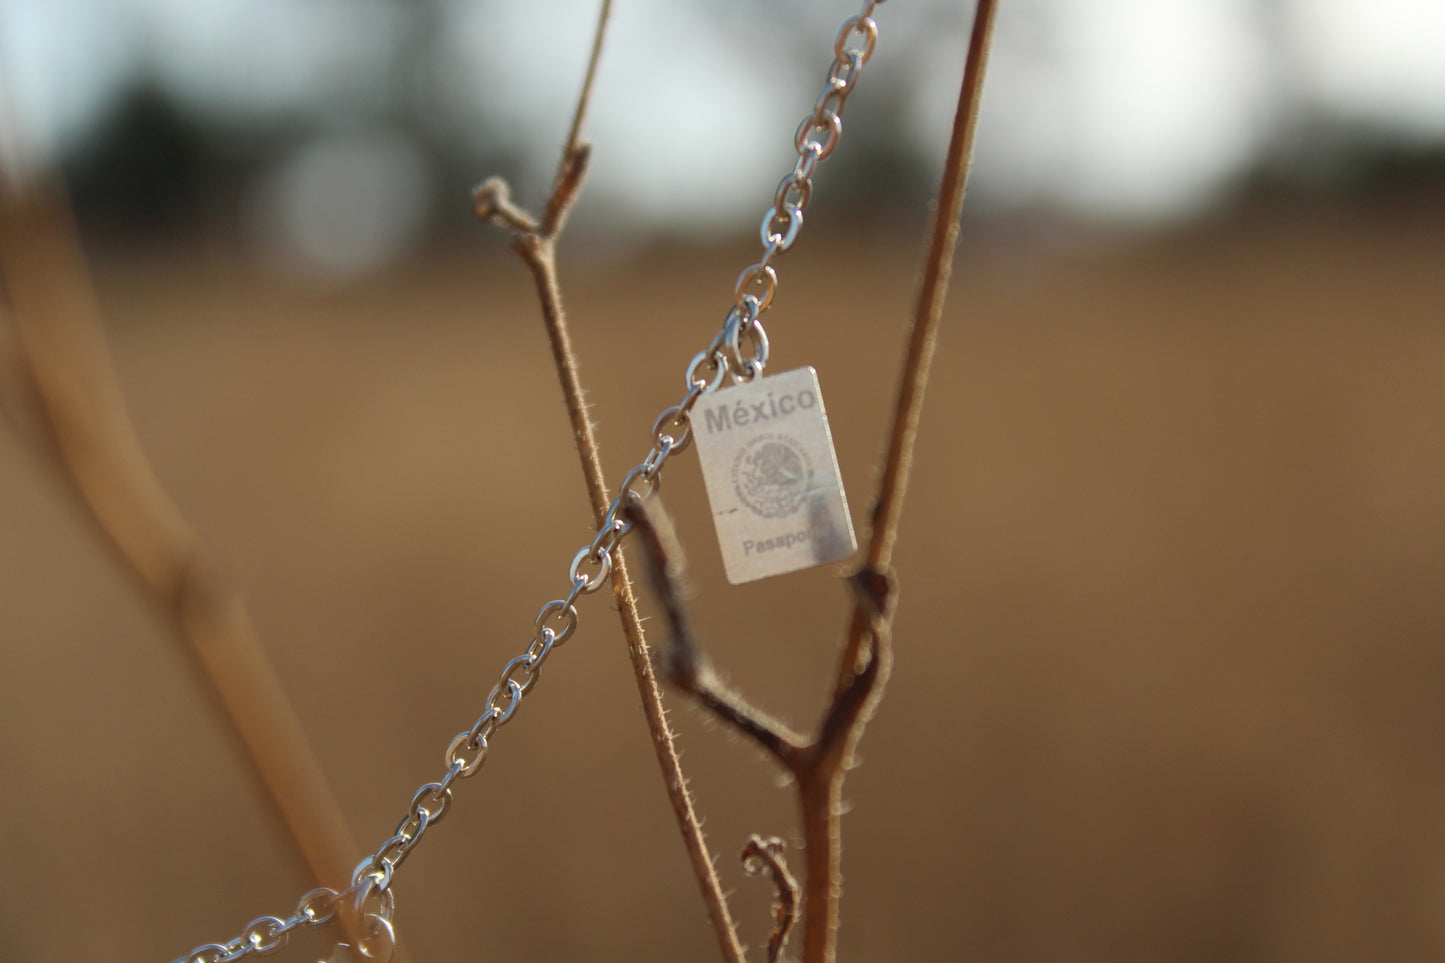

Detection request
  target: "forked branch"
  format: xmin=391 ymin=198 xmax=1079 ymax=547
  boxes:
xmin=628 ymin=3 xmax=998 ymax=962
xmin=626 ymin=496 xmax=894 ymax=963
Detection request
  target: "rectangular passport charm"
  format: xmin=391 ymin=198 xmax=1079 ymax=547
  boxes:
xmin=690 ymin=366 xmax=857 ymax=584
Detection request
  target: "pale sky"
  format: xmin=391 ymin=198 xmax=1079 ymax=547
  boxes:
xmin=2 ymin=0 xmax=1442 ymax=268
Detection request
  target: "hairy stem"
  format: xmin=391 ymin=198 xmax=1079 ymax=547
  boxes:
xmin=798 ymin=768 xmax=841 ymax=963
xmin=742 ymin=836 xmax=800 ymax=963
xmin=832 ymin=0 xmax=999 ymax=695
xmin=626 ymin=500 xmax=805 ymax=763
xmin=799 ymin=569 xmax=893 ymax=963
xmin=475 ymin=2 xmax=746 ymax=959
xmin=547 ymin=0 xmax=613 ymax=235
xmin=505 ymin=229 xmax=745 ymax=963
xmin=807 ymin=4 xmax=1000 ymax=962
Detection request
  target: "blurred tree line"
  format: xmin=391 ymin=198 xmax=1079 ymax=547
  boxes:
xmin=49 ymin=0 xmax=1445 ymax=247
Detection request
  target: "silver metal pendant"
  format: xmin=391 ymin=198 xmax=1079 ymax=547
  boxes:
xmin=690 ymin=366 xmax=857 ymax=584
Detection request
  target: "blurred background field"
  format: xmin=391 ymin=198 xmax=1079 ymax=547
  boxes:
xmin=2 ymin=2 xmax=1444 ymax=961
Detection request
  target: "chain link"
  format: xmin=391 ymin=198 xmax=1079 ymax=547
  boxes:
xmin=726 ymin=0 xmax=885 ymax=385
xmin=173 ymin=887 xmax=342 ymax=963
xmin=171 ymin=3 xmax=885 ymax=960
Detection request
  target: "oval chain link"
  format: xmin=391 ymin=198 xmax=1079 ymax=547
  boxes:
xmin=171 ymin=2 xmax=885 ymax=960
xmin=729 ymin=0 xmax=883 ymax=382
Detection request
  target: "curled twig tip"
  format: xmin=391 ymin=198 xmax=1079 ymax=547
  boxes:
xmin=471 ymin=176 xmax=509 ymax=216
xmin=473 ymin=176 xmax=539 ymax=233
xmin=742 ymin=836 xmax=799 ymax=963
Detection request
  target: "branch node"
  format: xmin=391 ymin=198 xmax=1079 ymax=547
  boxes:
xmin=814 ymin=571 xmax=895 ymax=765
xmin=542 ymin=143 xmax=592 ymax=236
xmin=847 ymin=565 xmax=895 ymax=623
xmin=473 ymin=176 xmax=539 ymax=233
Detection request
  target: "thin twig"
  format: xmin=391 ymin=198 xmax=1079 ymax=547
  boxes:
xmin=626 ymin=500 xmax=805 ymax=763
xmin=621 ymin=482 xmax=891 ymax=963
xmin=474 ymin=2 xmax=747 ymax=960
xmin=801 ymin=5 xmax=1000 ymax=962
xmin=742 ymin=836 xmax=801 ymax=963
xmin=549 ymin=0 xmax=613 ymax=231
xmin=621 ymin=6 xmax=998 ymax=951
xmin=479 ymin=197 xmax=751 ymax=963
xmin=0 ymin=181 xmax=371 ymax=944
xmin=833 ymin=0 xmax=999 ymax=697
xmin=815 ymin=570 xmax=894 ymax=757
xmin=488 ymin=5 xmax=997 ymax=963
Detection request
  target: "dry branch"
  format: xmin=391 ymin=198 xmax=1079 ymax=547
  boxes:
xmin=625 ymin=495 xmax=893 ymax=963
xmin=625 ymin=3 xmax=999 ymax=962
xmin=833 ymin=0 xmax=999 ymax=695
xmin=805 ymin=3 xmax=1000 ymax=960
xmin=625 ymin=500 xmax=805 ymax=764
xmin=0 ymin=181 xmax=371 ymax=945
xmin=473 ymin=2 xmax=747 ymax=960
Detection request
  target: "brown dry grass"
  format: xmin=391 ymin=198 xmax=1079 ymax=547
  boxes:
xmin=1 ymin=207 xmax=1442 ymax=961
